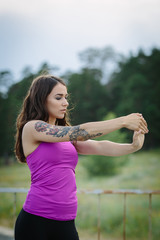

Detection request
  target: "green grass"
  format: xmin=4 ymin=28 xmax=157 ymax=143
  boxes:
xmin=0 ymin=149 xmax=160 ymax=239
xmin=75 ymin=149 xmax=160 ymax=239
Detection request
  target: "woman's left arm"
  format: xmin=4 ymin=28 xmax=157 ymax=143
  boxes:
xmin=74 ymin=130 xmax=145 ymax=156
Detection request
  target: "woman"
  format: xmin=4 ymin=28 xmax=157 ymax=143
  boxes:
xmin=14 ymin=75 xmax=148 ymax=240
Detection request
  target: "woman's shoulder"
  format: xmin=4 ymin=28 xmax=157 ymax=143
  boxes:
xmin=22 ymin=120 xmax=44 ymax=157
xmin=23 ymin=120 xmax=44 ymax=130
xmin=23 ymin=120 xmax=45 ymax=137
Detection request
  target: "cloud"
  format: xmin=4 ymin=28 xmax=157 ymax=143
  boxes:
xmin=0 ymin=0 xmax=160 ymax=78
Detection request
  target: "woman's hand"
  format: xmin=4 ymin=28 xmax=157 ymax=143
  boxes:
xmin=123 ymin=113 xmax=148 ymax=134
xmin=132 ymin=130 xmax=145 ymax=151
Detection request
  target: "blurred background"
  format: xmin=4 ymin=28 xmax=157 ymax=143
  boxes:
xmin=0 ymin=0 xmax=160 ymax=239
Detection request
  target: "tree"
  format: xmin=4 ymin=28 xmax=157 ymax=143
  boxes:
xmin=78 ymin=46 xmax=119 ymax=83
xmin=82 ymin=112 xmax=129 ymax=176
xmin=0 ymin=71 xmax=13 ymax=97
xmin=0 ymin=71 xmax=14 ymax=164
xmin=66 ymin=68 xmax=109 ymax=125
xmin=0 ymin=63 xmax=58 ymax=161
xmin=107 ymin=48 xmax=160 ymax=148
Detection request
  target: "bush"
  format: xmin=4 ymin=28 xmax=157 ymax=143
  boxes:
xmin=82 ymin=112 xmax=129 ymax=176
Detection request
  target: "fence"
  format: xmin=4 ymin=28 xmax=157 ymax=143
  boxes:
xmin=0 ymin=188 xmax=160 ymax=240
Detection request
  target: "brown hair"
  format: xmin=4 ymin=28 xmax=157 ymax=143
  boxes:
xmin=15 ymin=75 xmax=70 ymax=163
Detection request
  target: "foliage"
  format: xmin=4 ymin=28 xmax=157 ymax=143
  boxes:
xmin=82 ymin=112 xmax=129 ymax=176
xmin=78 ymin=46 xmax=118 ymax=83
xmin=0 ymin=63 xmax=52 ymax=163
xmin=67 ymin=68 xmax=109 ymax=125
xmin=0 ymin=71 xmax=14 ymax=163
xmin=0 ymin=71 xmax=13 ymax=97
xmin=0 ymin=47 xmax=160 ymax=162
xmin=107 ymin=48 xmax=160 ymax=148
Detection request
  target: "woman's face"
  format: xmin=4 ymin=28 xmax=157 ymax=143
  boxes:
xmin=46 ymin=83 xmax=69 ymax=124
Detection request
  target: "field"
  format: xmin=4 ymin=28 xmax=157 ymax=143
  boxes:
xmin=0 ymin=149 xmax=160 ymax=239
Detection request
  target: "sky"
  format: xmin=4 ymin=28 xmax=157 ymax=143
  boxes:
xmin=0 ymin=0 xmax=160 ymax=81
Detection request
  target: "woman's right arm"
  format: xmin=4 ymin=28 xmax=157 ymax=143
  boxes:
xmin=23 ymin=113 xmax=148 ymax=143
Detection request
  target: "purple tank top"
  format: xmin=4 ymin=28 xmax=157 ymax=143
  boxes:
xmin=23 ymin=141 xmax=78 ymax=220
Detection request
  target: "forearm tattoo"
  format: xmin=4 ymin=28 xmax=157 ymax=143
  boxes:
xmin=35 ymin=121 xmax=102 ymax=141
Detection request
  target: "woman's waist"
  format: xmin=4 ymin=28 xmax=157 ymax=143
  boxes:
xmin=28 ymin=177 xmax=77 ymax=203
xmin=26 ymin=190 xmax=77 ymax=203
xmin=30 ymin=183 xmax=77 ymax=197
xmin=31 ymin=166 xmax=76 ymax=184
xmin=23 ymin=192 xmax=78 ymax=221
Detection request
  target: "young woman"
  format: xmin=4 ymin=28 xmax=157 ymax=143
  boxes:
xmin=14 ymin=75 xmax=148 ymax=240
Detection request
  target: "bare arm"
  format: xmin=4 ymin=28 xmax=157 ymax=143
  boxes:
xmin=74 ymin=130 xmax=145 ymax=156
xmin=23 ymin=113 xmax=148 ymax=143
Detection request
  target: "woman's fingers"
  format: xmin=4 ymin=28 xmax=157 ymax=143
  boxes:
xmin=142 ymin=117 xmax=147 ymax=127
xmin=140 ymin=115 xmax=148 ymax=127
xmin=125 ymin=113 xmax=149 ymax=133
xmin=139 ymin=122 xmax=148 ymax=133
xmin=138 ymin=114 xmax=148 ymax=133
xmin=141 ymin=117 xmax=148 ymax=133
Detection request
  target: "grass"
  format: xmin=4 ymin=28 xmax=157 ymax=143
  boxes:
xmin=0 ymin=149 xmax=160 ymax=239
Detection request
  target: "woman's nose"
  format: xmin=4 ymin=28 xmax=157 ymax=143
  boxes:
xmin=62 ymin=98 xmax=69 ymax=106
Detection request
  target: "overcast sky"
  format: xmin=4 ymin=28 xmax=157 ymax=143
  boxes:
xmin=0 ymin=0 xmax=160 ymax=80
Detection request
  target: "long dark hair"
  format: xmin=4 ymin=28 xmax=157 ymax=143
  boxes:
xmin=15 ymin=75 xmax=70 ymax=163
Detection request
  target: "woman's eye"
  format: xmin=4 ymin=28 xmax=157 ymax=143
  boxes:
xmin=55 ymin=96 xmax=68 ymax=100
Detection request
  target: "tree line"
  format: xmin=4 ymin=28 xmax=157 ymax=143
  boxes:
xmin=0 ymin=46 xmax=159 ymax=165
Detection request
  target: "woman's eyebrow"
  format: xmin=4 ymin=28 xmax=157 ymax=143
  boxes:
xmin=55 ymin=93 xmax=68 ymax=96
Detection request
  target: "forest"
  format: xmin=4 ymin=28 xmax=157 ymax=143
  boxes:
xmin=0 ymin=46 xmax=160 ymax=165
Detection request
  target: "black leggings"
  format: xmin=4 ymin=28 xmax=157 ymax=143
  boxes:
xmin=14 ymin=209 xmax=79 ymax=240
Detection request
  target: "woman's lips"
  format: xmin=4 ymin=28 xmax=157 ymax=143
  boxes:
xmin=60 ymin=109 xmax=66 ymax=113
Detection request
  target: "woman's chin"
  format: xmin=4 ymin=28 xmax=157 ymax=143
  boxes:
xmin=57 ymin=115 xmax=65 ymax=120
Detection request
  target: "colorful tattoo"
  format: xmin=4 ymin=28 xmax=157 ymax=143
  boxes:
xmin=35 ymin=121 xmax=102 ymax=141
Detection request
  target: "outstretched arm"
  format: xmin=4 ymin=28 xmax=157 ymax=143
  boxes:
xmin=74 ymin=130 xmax=145 ymax=156
xmin=23 ymin=113 xmax=148 ymax=143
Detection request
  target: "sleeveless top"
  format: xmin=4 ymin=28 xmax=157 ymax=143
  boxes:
xmin=23 ymin=141 xmax=78 ymax=221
